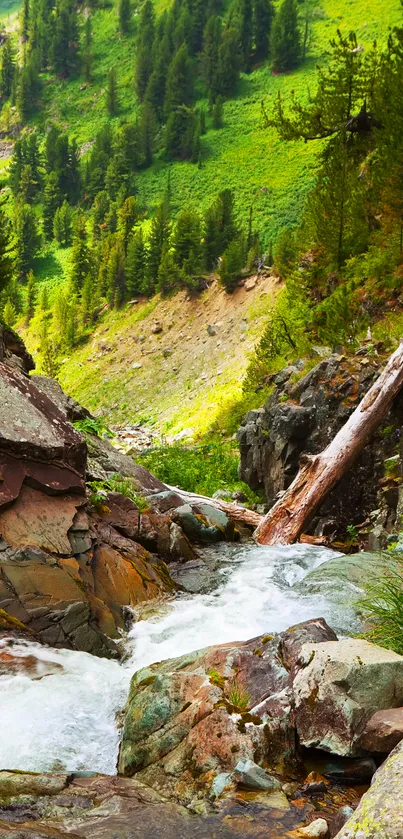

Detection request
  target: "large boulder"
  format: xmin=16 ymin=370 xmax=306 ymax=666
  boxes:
xmin=118 ymin=618 xmax=337 ymax=804
xmin=334 ymin=740 xmax=403 ymax=838
xmin=294 ymin=639 xmax=403 ymax=756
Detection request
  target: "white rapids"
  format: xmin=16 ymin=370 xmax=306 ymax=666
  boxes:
xmin=0 ymin=542 xmax=345 ymax=775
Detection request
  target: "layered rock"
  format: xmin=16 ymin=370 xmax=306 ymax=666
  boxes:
xmin=238 ymin=350 xmax=403 ymax=538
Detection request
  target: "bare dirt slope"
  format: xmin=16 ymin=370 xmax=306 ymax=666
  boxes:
xmin=58 ymin=273 xmax=280 ymax=436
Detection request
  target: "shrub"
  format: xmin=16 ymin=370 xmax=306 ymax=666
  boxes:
xmin=357 ymin=555 xmax=403 ymax=654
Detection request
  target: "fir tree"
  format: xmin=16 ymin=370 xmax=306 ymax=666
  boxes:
xmin=165 ymin=105 xmax=197 ymax=160
xmin=21 ymin=0 xmax=30 ymax=42
xmin=218 ymin=238 xmax=245 ymax=291
xmin=53 ymin=200 xmax=73 ymax=246
xmin=25 ymin=269 xmax=36 ymax=324
xmin=164 ymin=43 xmax=193 ymax=117
xmin=200 ymin=15 xmax=221 ymax=102
xmin=126 ymin=228 xmax=146 ymax=295
xmin=2 ymin=299 xmax=17 ymax=327
xmin=52 ymin=0 xmax=79 ymax=78
xmin=213 ymin=95 xmax=224 ymax=128
xmin=139 ymin=102 xmax=157 ymax=167
xmin=1 ymin=38 xmax=16 ymax=99
xmin=270 ymin=0 xmax=301 ymax=72
xmin=253 ymin=0 xmax=274 ymax=61
xmin=107 ymin=66 xmax=118 ymax=116
xmin=119 ymin=0 xmax=131 ymax=34
xmin=157 ymin=247 xmax=179 ymax=295
xmin=146 ymin=198 xmax=171 ymax=292
xmin=0 ymin=198 xmax=14 ymax=298
xmin=235 ymin=0 xmax=253 ymax=69
xmin=172 ymin=208 xmax=203 ymax=275
xmin=134 ymin=0 xmax=155 ymax=100
xmin=70 ymin=215 xmax=92 ymax=290
xmin=107 ymin=240 xmax=125 ymax=306
xmin=83 ymin=15 xmax=92 ymax=82
xmin=15 ymin=202 xmax=41 ymax=277
xmin=118 ymin=196 xmax=137 ymax=253
xmin=43 ymin=173 xmax=62 ymax=240
xmin=216 ymin=27 xmax=241 ymax=96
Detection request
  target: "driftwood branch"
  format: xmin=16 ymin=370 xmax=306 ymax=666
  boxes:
xmin=254 ymin=341 xmax=403 ymax=545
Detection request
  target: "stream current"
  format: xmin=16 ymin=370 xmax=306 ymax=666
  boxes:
xmin=0 ymin=542 xmax=345 ymax=775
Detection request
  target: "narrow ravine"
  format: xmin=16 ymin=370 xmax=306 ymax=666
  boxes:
xmin=0 ymin=543 xmax=350 ymax=776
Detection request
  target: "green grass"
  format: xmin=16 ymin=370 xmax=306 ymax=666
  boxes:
xmin=357 ymin=554 xmax=403 ymax=654
xmin=22 ymin=0 xmax=402 ymax=247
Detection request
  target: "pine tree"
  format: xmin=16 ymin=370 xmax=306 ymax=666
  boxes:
xmin=157 ymin=247 xmax=180 ymax=295
xmin=200 ymin=15 xmax=221 ymax=101
xmin=52 ymin=0 xmax=79 ymax=78
xmin=165 ymin=105 xmax=196 ymax=160
xmin=164 ymin=43 xmax=193 ymax=118
xmin=15 ymin=202 xmax=41 ymax=278
xmin=81 ymin=273 xmax=96 ymax=324
xmin=118 ymin=196 xmax=137 ymax=253
xmin=235 ymin=0 xmax=253 ymax=70
xmin=126 ymin=228 xmax=146 ymax=295
xmin=119 ymin=0 xmax=131 ymax=34
xmin=43 ymin=173 xmax=62 ymax=240
xmin=204 ymin=189 xmax=238 ymax=267
xmin=83 ymin=15 xmax=92 ymax=82
xmin=107 ymin=240 xmax=125 ymax=306
xmin=213 ymin=95 xmax=224 ymax=128
xmin=0 ymin=198 xmax=14 ymax=298
xmin=21 ymin=0 xmax=29 ymax=42
xmin=2 ymin=299 xmax=17 ymax=327
xmin=1 ymin=38 xmax=16 ymax=99
xmin=270 ymin=0 xmax=301 ymax=72
xmin=19 ymin=165 xmax=36 ymax=204
xmin=172 ymin=208 xmax=203 ymax=275
xmin=134 ymin=0 xmax=155 ymax=101
xmin=53 ymin=200 xmax=73 ymax=246
xmin=146 ymin=198 xmax=171 ymax=292
xmin=253 ymin=0 xmax=274 ymax=61
xmin=107 ymin=66 xmax=118 ymax=116
xmin=218 ymin=238 xmax=245 ymax=291
xmin=25 ymin=269 xmax=36 ymax=324
xmin=216 ymin=27 xmax=241 ymax=96
xmin=70 ymin=215 xmax=92 ymax=290
xmin=139 ymin=102 xmax=157 ymax=167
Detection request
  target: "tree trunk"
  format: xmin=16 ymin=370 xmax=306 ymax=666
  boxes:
xmin=167 ymin=485 xmax=262 ymax=528
xmin=254 ymin=342 xmax=403 ymax=545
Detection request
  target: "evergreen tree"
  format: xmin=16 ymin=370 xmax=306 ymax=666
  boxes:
xmin=21 ymin=0 xmax=30 ymax=42
xmin=213 ymin=94 xmax=224 ymax=128
xmin=146 ymin=198 xmax=171 ymax=292
xmin=157 ymin=247 xmax=180 ymax=295
xmin=235 ymin=0 xmax=253 ymax=69
xmin=218 ymin=238 xmax=245 ymax=291
xmin=43 ymin=173 xmax=62 ymax=240
xmin=126 ymin=228 xmax=146 ymax=295
xmin=270 ymin=0 xmax=301 ymax=72
xmin=172 ymin=208 xmax=203 ymax=275
xmin=15 ymin=202 xmax=41 ymax=277
xmin=118 ymin=196 xmax=137 ymax=253
xmin=165 ymin=105 xmax=197 ymax=160
xmin=139 ymin=102 xmax=157 ymax=167
xmin=216 ymin=27 xmax=241 ymax=96
xmin=2 ymin=299 xmax=17 ymax=327
xmin=52 ymin=0 xmax=79 ymax=78
xmin=144 ymin=35 xmax=171 ymax=121
xmin=204 ymin=189 xmax=238 ymax=267
xmin=200 ymin=15 xmax=221 ymax=101
xmin=0 ymin=198 xmax=14 ymax=298
xmin=134 ymin=0 xmax=155 ymax=100
xmin=253 ymin=0 xmax=274 ymax=61
xmin=53 ymin=200 xmax=74 ymax=246
xmin=164 ymin=43 xmax=193 ymax=117
xmin=25 ymin=269 xmax=36 ymax=324
xmin=1 ymin=38 xmax=16 ymax=99
xmin=107 ymin=66 xmax=118 ymax=116
xmin=19 ymin=165 xmax=37 ymax=204
xmin=70 ymin=215 xmax=92 ymax=290
xmin=107 ymin=240 xmax=125 ymax=306
xmin=119 ymin=0 xmax=131 ymax=34
xmin=83 ymin=15 xmax=92 ymax=82
xmin=81 ymin=273 xmax=97 ymax=324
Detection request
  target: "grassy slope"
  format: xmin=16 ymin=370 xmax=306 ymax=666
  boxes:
xmin=19 ymin=0 xmax=403 ymax=434
xmin=28 ymin=0 xmax=403 ymax=248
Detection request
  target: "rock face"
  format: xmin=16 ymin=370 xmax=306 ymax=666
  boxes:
xmin=358 ymin=708 xmax=403 ymax=753
xmin=118 ymin=618 xmax=338 ymax=804
xmin=238 ymin=351 xmax=403 ymax=537
xmin=334 ymin=740 xmax=403 ymax=838
xmin=294 ymin=639 xmax=403 ymax=756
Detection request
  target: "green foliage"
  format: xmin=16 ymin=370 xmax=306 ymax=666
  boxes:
xmin=358 ymin=557 xmax=403 ymax=654
xmin=118 ymin=0 xmax=131 ymax=34
xmin=107 ymin=66 xmax=118 ymax=116
xmin=270 ymin=0 xmax=301 ymax=72
xmin=226 ymin=679 xmax=251 ymax=712
xmin=87 ymin=473 xmax=149 ymax=511
xmin=138 ymin=441 xmax=257 ymax=501
xmin=218 ymin=238 xmax=245 ymax=292
xmin=73 ymin=416 xmax=113 ymax=438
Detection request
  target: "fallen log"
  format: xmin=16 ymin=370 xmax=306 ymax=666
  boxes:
xmin=167 ymin=485 xmax=263 ymax=528
xmin=254 ymin=341 xmax=403 ymax=545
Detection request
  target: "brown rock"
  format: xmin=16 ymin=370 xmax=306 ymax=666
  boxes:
xmin=0 ymin=486 xmax=84 ymax=554
xmin=359 ymin=707 xmax=403 ymax=753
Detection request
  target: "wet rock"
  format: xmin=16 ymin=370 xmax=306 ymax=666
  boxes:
xmin=149 ymin=490 xmax=186 ymax=514
xmin=358 ymin=707 xmax=403 ymax=753
xmin=232 ymin=758 xmax=281 ymax=791
xmin=299 ymin=818 xmax=329 ymax=837
xmin=169 ymin=522 xmax=198 ymax=562
xmin=172 ymin=504 xmax=222 ymax=543
xmin=294 ymin=639 xmax=403 ymax=756
xmin=211 ymin=772 xmax=233 ymax=797
xmin=331 ymin=806 xmax=355 ymax=835
xmin=280 ymin=618 xmax=338 ymax=678
xmin=334 ymin=740 xmax=403 ymax=838
xmin=0 ymin=772 xmax=68 ymax=797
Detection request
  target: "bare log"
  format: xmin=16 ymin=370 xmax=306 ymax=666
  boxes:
xmin=167 ymin=485 xmax=262 ymax=528
xmin=254 ymin=341 xmax=403 ymax=545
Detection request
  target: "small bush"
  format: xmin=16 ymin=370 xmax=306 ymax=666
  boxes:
xmin=357 ymin=556 xmax=403 ymax=654
xmin=87 ymin=473 xmax=149 ymax=511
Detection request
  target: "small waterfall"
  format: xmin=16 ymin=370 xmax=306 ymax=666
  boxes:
xmin=0 ymin=543 xmax=346 ymax=775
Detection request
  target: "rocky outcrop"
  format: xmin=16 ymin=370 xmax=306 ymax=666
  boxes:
xmin=334 ymin=740 xmax=403 ymax=838
xmin=293 ymin=639 xmax=403 ymax=756
xmin=118 ymin=618 xmax=338 ymax=804
xmin=238 ymin=350 xmax=403 ymax=539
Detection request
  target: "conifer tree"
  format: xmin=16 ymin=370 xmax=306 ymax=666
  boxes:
xmin=70 ymin=215 xmax=92 ymax=290
xmin=216 ymin=27 xmax=241 ymax=96
xmin=172 ymin=208 xmax=203 ymax=275
xmin=213 ymin=95 xmax=224 ymax=128
xmin=119 ymin=0 xmax=131 ymax=34
xmin=1 ymin=38 xmax=16 ymax=99
xmin=118 ymin=196 xmax=137 ymax=254
xmin=253 ymin=0 xmax=274 ymax=61
xmin=15 ymin=202 xmax=41 ymax=278
xmin=52 ymin=0 xmax=79 ymax=78
xmin=134 ymin=0 xmax=155 ymax=100
xmin=157 ymin=247 xmax=179 ymax=295
xmin=25 ymin=269 xmax=36 ymax=324
xmin=107 ymin=240 xmax=125 ymax=306
xmin=235 ymin=0 xmax=253 ymax=69
xmin=270 ymin=0 xmax=301 ymax=72
xmin=107 ymin=66 xmax=118 ymax=116
xmin=0 ymin=199 xmax=14 ymax=298
xmin=139 ymin=102 xmax=157 ymax=167
xmin=146 ymin=198 xmax=171 ymax=292
xmin=53 ymin=200 xmax=73 ymax=246
xmin=219 ymin=238 xmax=245 ymax=291
xmin=21 ymin=0 xmax=30 ymax=42
xmin=2 ymin=299 xmax=17 ymax=327
xmin=200 ymin=15 xmax=221 ymax=101
xmin=83 ymin=15 xmax=92 ymax=82
xmin=126 ymin=228 xmax=146 ymax=295
xmin=165 ymin=105 xmax=196 ymax=160
xmin=164 ymin=43 xmax=193 ymax=117
xmin=43 ymin=173 xmax=62 ymax=240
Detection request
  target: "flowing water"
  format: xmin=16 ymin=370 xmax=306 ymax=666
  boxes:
xmin=0 ymin=542 xmax=347 ymax=775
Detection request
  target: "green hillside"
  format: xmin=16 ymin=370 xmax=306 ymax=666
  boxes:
xmin=25 ymin=0 xmax=403 ymax=245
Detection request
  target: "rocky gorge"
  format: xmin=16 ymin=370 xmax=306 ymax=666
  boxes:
xmin=2 ymin=326 xmax=403 ymax=838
